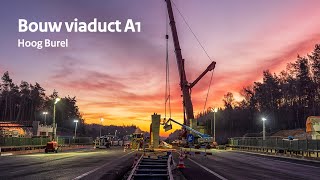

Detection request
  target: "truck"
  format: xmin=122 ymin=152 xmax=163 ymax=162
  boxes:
xmin=95 ymin=135 xmax=111 ymax=149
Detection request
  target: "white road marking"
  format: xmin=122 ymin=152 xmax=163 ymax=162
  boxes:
xmin=0 ymin=153 xmax=13 ymax=156
xmin=258 ymin=156 xmax=320 ymax=169
xmin=72 ymin=151 xmax=135 ymax=180
xmin=234 ymin=151 xmax=320 ymax=169
xmin=188 ymin=158 xmax=228 ymax=180
xmin=9 ymin=169 xmax=27 ymax=174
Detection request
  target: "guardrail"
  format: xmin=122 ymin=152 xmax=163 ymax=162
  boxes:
xmin=58 ymin=137 xmax=93 ymax=146
xmin=0 ymin=136 xmax=93 ymax=147
xmin=0 ymin=137 xmax=51 ymax=147
xmin=229 ymin=137 xmax=320 ymax=158
xmin=0 ymin=136 xmax=93 ymax=152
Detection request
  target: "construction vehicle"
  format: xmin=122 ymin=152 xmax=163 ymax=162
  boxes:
xmin=45 ymin=141 xmax=59 ymax=153
xmin=95 ymin=135 xmax=111 ymax=149
xmin=164 ymin=118 xmax=214 ymax=148
xmin=163 ymin=0 xmax=216 ymax=144
xmin=164 ymin=0 xmax=216 ymax=127
xmin=130 ymin=129 xmax=144 ymax=149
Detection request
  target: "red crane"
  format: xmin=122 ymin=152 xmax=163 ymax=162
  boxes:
xmin=165 ymin=0 xmax=216 ymax=126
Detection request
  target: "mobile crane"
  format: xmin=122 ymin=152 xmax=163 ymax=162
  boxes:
xmin=164 ymin=118 xmax=213 ymax=145
xmin=164 ymin=0 xmax=216 ymax=126
xmin=164 ymin=0 xmax=216 ymax=139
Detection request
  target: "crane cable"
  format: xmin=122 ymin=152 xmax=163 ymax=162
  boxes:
xmin=164 ymin=12 xmax=172 ymax=122
xmin=172 ymin=0 xmax=213 ymax=62
xmin=171 ymin=0 xmax=215 ymax=112
xmin=203 ymin=70 xmax=214 ymax=112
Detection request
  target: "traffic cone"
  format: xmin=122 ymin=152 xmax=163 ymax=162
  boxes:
xmin=132 ymin=153 xmax=139 ymax=168
xmin=177 ymin=154 xmax=185 ymax=168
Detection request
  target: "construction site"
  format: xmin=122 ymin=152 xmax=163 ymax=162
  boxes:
xmin=1 ymin=0 xmax=320 ymax=180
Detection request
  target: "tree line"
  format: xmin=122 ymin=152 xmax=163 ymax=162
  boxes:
xmin=85 ymin=124 xmax=148 ymax=139
xmin=0 ymin=72 xmax=145 ymax=138
xmin=0 ymin=72 xmax=85 ymax=135
xmin=196 ymin=44 xmax=320 ymax=144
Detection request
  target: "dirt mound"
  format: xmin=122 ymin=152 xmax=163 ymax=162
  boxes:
xmin=272 ymin=129 xmax=308 ymax=139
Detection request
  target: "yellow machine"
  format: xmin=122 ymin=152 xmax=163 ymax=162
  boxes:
xmin=130 ymin=129 xmax=144 ymax=149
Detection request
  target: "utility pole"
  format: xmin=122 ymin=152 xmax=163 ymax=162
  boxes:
xmin=74 ymin=119 xmax=78 ymax=139
xmin=262 ymin=118 xmax=266 ymax=140
xmin=53 ymin=98 xmax=60 ymax=141
xmin=100 ymin=118 xmax=104 ymax=137
xmin=211 ymin=108 xmax=218 ymax=142
xmin=214 ymin=110 xmax=216 ymax=142
xmin=43 ymin=111 xmax=48 ymax=125
xmin=165 ymin=0 xmax=216 ymax=126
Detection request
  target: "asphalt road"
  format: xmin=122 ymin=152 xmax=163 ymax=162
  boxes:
xmin=2 ymin=147 xmax=319 ymax=180
xmin=173 ymin=149 xmax=320 ymax=180
xmin=0 ymin=147 xmax=136 ymax=180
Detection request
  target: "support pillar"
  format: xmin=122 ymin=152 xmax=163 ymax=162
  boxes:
xmin=151 ymin=113 xmax=160 ymax=148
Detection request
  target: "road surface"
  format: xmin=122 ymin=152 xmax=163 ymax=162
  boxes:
xmin=2 ymin=147 xmax=319 ymax=180
xmin=0 ymin=147 xmax=136 ymax=180
xmin=173 ymin=149 xmax=320 ymax=180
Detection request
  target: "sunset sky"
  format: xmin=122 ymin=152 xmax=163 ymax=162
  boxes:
xmin=1 ymin=0 xmax=320 ymax=136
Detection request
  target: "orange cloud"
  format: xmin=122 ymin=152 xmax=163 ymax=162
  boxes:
xmin=50 ymin=34 xmax=320 ymax=137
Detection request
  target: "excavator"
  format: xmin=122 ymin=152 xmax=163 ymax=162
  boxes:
xmin=163 ymin=0 xmax=216 ymax=146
